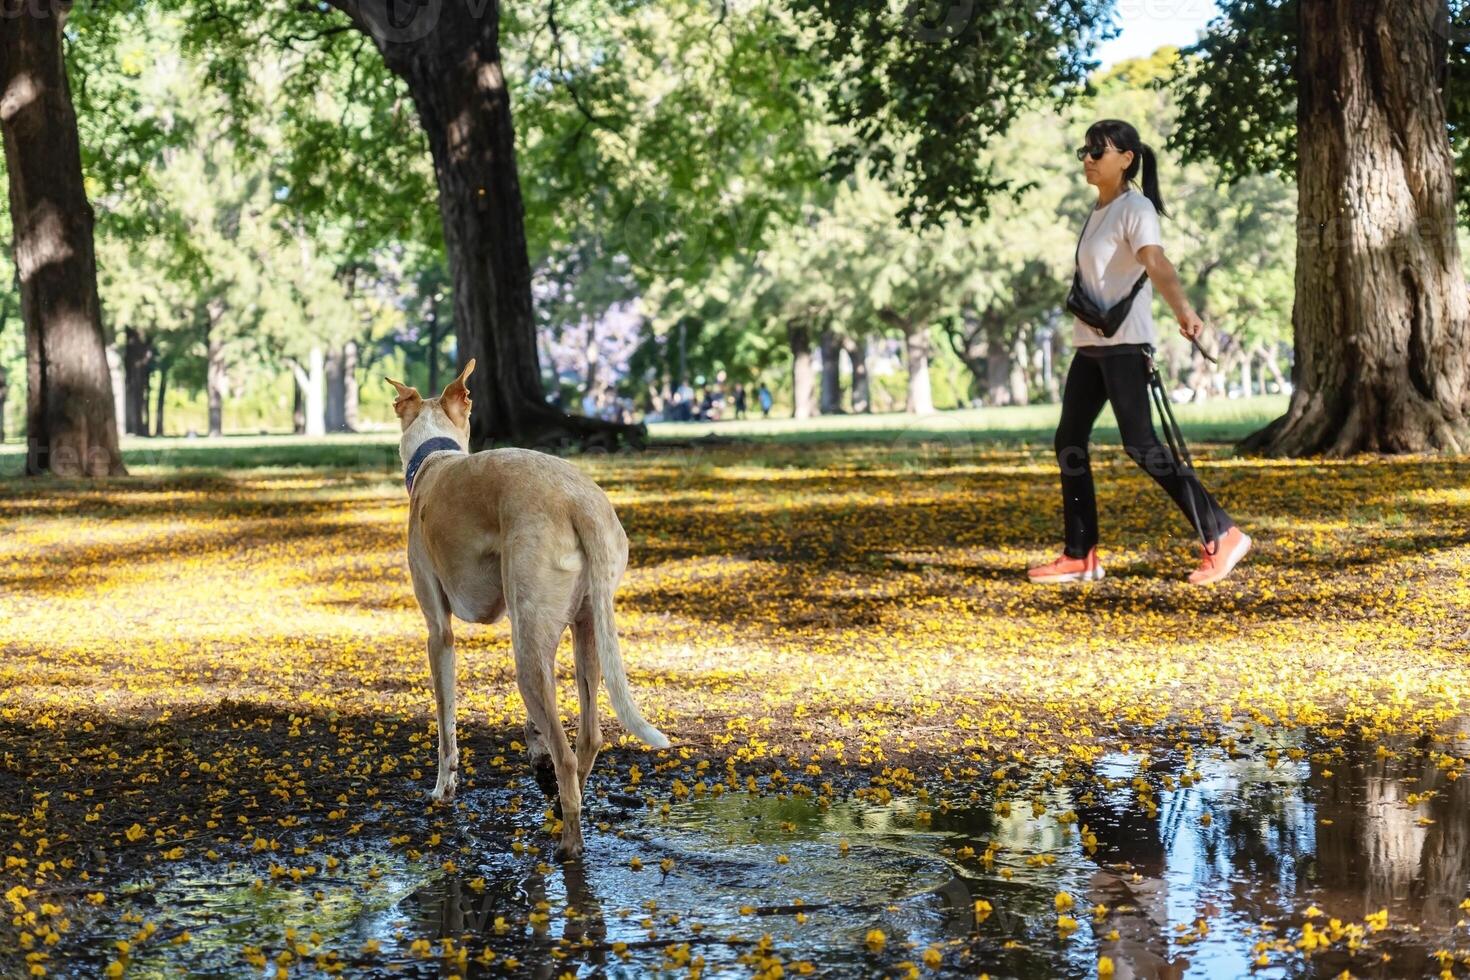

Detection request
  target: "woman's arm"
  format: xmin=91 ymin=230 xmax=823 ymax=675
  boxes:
xmin=1136 ymin=244 xmax=1205 ymax=340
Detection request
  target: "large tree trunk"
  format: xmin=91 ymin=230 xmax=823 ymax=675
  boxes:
xmin=205 ymin=298 xmax=226 ymax=437
xmin=332 ymin=0 xmax=641 ymax=450
xmin=0 ymin=367 xmax=8 ymax=441
xmin=122 ymin=327 xmax=152 ymax=436
xmin=846 ymin=335 xmax=870 ymax=413
xmin=0 ymin=1 xmax=126 ymax=476
xmin=788 ymin=319 xmax=814 ymax=419
xmin=1241 ymin=0 xmax=1470 ymax=455
xmin=818 ymin=327 xmax=843 ymax=414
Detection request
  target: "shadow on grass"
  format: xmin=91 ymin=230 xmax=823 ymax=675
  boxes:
xmin=6 ymin=440 xmax=1469 ymax=635
xmin=0 ymin=435 xmax=404 ymax=479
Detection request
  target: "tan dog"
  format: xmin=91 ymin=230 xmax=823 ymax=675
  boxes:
xmin=385 ymin=359 xmax=670 ymax=861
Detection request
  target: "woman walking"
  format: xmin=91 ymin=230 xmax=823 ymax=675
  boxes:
xmin=1028 ymin=120 xmax=1251 ymax=586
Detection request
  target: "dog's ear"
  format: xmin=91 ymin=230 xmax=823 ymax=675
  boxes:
xmin=440 ymin=358 xmax=475 ymax=426
xmin=384 ymin=377 xmax=422 ymax=425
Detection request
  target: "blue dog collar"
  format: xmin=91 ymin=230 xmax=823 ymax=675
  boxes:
xmin=404 ymin=436 xmax=464 ymax=493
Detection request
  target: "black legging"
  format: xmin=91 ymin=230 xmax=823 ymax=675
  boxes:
xmin=1054 ymin=350 xmax=1234 ymax=558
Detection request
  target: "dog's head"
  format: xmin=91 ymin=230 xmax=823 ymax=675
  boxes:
xmin=385 ymin=358 xmax=475 ymax=442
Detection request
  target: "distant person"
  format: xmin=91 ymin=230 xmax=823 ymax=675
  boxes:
xmin=757 ymin=384 xmax=772 ymax=419
xmin=1028 ymin=119 xmax=1251 ymax=587
xmin=734 ymin=385 xmax=747 ymax=419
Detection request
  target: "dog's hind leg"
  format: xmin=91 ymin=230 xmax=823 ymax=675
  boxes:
xmin=410 ymin=557 xmax=459 ymax=803
xmin=571 ymin=608 xmax=603 ymax=794
xmin=510 ymin=600 xmax=585 ymax=861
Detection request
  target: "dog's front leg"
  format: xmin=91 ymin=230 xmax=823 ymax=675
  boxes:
xmin=411 ymin=556 xmax=459 ymax=803
xmin=426 ymin=622 xmax=459 ymax=802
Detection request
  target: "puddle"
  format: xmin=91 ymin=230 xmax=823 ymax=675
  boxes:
xmin=39 ymin=725 xmax=1470 ymax=977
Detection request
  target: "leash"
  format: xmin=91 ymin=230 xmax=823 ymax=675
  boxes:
xmin=1143 ymin=337 xmax=1221 ymax=556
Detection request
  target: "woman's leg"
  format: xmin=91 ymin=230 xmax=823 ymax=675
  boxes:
xmin=1054 ymin=354 xmax=1110 ymax=557
xmin=1099 ymin=352 xmax=1235 ymax=545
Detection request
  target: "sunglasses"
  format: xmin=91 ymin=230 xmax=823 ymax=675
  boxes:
xmin=1075 ymin=145 xmax=1115 ymax=161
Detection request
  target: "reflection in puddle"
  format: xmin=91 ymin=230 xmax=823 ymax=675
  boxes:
xmin=379 ymin=728 xmax=1470 ymax=978
xmin=52 ymin=727 xmax=1470 ymax=977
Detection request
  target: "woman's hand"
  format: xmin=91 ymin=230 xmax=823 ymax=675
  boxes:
xmin=1178 ymin=308 xmax=1205 ymax=341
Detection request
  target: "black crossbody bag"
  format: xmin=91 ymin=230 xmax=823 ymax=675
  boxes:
xmin=1065 ymin=207 xmax=1149 ymax=338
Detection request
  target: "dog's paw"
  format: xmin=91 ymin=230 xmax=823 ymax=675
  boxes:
xmin=553 ymin=837 xmax=584 ymax=863
xmin=429 ymin=771 xmax=459 ymax=803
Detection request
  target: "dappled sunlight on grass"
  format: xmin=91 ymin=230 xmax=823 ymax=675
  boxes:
xmin=5 ymin=439 xmax=1470 ymax=760
xmin=2 ymin=437 xmax=1469 ymax=975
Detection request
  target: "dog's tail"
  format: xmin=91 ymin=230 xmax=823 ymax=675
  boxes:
xmin=575 ymin=513 xmax=671 ymax=750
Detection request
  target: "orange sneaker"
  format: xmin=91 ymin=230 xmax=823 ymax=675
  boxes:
xmin=1028 ymin=546 xmax=1105 ymax=584
xmin=1187 ymin=526 xmax=1252 ymax=585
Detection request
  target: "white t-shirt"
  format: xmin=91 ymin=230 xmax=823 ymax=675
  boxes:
xmin=1071 ymin=187 xmax=1164 ymax=347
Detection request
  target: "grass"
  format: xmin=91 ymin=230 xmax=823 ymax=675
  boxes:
xmin=646 ymin=394 xmax=1289 ymax=447
xmin=0 ymin=395 xmax=1289 ymax=478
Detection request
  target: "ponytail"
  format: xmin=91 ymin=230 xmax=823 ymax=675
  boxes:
xmin=1136 ymin=143 xmax=1169 ymax=219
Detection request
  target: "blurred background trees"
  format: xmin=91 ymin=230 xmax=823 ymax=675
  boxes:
xmin=8 ymin=0 xmax=1464 ymax=460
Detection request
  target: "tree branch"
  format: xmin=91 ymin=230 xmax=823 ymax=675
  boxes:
xmin=940 ymin=318 xmax=968 ymax=361
xmin=277 ymin=22 xmax=356 ymax=51
xmin=547 ymin=0 xmax=618 ymax=129
xmin=340 ymin=32 xmax=371 ymax=130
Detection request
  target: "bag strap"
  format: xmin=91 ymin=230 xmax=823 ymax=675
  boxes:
xmin=1074 ymin=203 xmax=1148 ymax=294
xmin=1073 ymin=210 xmax=1092 ymax=266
